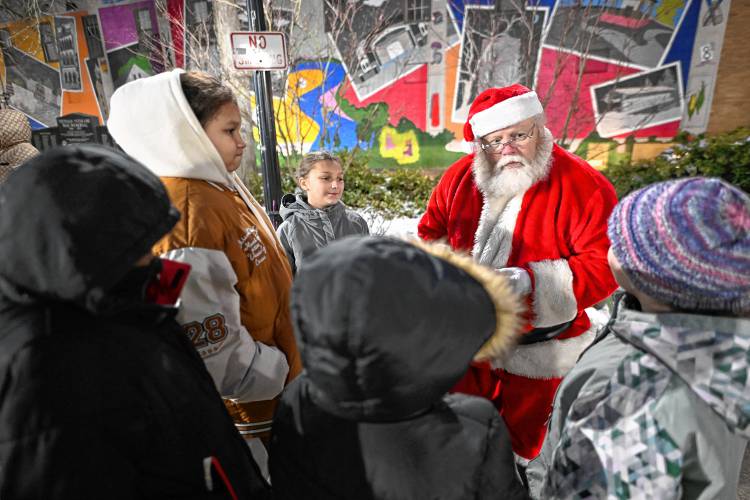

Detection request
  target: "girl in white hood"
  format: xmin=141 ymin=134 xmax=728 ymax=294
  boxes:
xmin=108 ymin=70 xmax=301 ymax=477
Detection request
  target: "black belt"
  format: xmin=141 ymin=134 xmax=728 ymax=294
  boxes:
xmin=517 ymin=320 xmax=574 ymax=345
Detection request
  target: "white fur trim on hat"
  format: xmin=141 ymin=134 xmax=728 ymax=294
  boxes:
xmin=469 ymin=91 xmax=543 ymax=139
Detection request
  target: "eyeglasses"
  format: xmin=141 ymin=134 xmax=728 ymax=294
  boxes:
xmin=480 ymin=124 xmax=536 ymax=153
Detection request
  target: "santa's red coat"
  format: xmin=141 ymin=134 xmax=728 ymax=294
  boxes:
xmin=419 ymin=143 xmax=618 ymax=460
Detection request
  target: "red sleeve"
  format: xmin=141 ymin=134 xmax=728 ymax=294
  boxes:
xmin=418 ymin=155 xmax=474 ymax=242
xmin=451 ymin=361 xmax=502 ymax=401
xmin=521 ymin=168 xmax=619 ymax=328
xmin=567 ymin=184 xmax=619 ymax=309
xmin=418 ymin=176 xmax=448 ymax=241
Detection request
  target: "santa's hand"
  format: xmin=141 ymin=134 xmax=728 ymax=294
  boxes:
xmin=496 ymin=267 xmax=531 ymax=297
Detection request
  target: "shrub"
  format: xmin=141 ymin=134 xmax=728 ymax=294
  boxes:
xmin=242 ymin=168 xmax=265 ymax=201
xmin=339 ymin=149 xmax=438 ymax=218
xmin=242 ymin=154 xmax=300 ymax=202
xmin=604 ymin=128 xmax=750 ymax=197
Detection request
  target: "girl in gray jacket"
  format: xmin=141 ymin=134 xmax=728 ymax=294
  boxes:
xmin=277 ymin=151 xmax=369 ymax=273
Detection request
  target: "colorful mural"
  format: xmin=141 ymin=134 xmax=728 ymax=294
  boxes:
xmin=99 ymin=0 xmax=166 ymax=91
xmin=379 ymin=126 xmax=420 ymax=165
xmin=0 ymin=0 xmax=735 ymax=167
xmin=0 ymin=12 xmax=109 ymax=126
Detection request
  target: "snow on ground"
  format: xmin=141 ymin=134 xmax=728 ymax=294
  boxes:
xmin=361 ymin=210 xmax=420 ymax=238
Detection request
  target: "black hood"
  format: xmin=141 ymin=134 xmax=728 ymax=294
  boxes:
xmin=290 ymin=236 xmax=499 ymax=422
xmin=0 ymin=145 xmax=179 ymax=312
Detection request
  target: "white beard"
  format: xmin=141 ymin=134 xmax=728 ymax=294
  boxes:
xmin=472 ymin=127 xmax=554 ymax=199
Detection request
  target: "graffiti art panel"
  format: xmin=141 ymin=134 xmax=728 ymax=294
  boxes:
xmin=452 ymin=3 xmax=547 ymax=123
xmin=544 ymin=0 xmax=690 ymax=69
xmin=55 ymin=16 xmax=83 ymax=91
xmin=99 ymin=0 xmax=164 ymax=89
xmin=0 ymin=20 xmax=63 ymax=126
xmin=590 ymin=62 xmax=683 ymax=138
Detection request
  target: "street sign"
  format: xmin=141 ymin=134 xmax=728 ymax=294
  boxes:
xmin=230 ymin=31 xmax=288 ymax=70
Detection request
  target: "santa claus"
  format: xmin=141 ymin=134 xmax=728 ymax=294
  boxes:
xmin=419 ymin=84 xmax=618 ymax=463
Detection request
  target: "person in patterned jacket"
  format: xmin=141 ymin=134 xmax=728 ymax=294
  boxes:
xmin=108 ymin=70 xmax=301 ymax=478
xmin=526 ymin=177 xmax=750 ymax=499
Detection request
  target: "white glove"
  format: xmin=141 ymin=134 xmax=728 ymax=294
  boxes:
xmin=496 ymin=267 xmax=531 ymax=297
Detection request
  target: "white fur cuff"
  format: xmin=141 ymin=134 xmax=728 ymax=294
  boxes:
xmin=529 ymin=259 xmax=578 ymax=328
xmin=492 ymin=325 xmax=596 ymax=379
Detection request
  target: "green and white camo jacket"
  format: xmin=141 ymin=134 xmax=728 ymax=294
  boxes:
xmin=528 ymin=293 xmax=750 ymax=500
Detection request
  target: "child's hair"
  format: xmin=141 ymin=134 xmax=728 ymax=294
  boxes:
xmin=179 ymin=71 xmax=236 ymax=126
xmin=296 ymin=151 xmax=342 ymax=180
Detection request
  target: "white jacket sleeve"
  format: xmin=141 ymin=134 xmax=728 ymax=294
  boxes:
xmin=161 ymin=247 xmax=289 ymax=403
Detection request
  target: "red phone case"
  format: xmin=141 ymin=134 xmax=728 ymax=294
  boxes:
xmin=145 ymin=259 xmax=191 ymax=306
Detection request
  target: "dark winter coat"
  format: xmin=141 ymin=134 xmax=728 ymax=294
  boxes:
xmin=276 ymin=193 xmax=369 ymax=273
xmin=526 ymin=293 xmax=749 ymax=499
xmin=0 ymin=145 xmax=270 ymax=499
xmin=269 ymin=236 xmax=528 ymax=500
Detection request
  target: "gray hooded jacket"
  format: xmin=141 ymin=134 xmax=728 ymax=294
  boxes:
xmin=527 ymin=293 xmax=750 ymax=499
xmin=276 ymin=193 xmax=369 ymax=273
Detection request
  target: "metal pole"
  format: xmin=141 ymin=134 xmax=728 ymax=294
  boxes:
xmin=247 ymin=0 xmax=283 ymax=228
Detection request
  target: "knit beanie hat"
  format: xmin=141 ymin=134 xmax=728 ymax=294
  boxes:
xmin=607 ymin=177 xmax=750 ymax=315
xmin=464 ymin=84 xmax=543 ymax=142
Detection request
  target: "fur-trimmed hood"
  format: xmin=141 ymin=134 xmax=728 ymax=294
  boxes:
xmin=409 ymin=239 xmax=522 ymax=363
xmin=290 ymin=236 xmax=522 ymax=422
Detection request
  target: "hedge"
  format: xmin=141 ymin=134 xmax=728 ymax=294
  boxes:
xmin=603 ymin=128 xmax=750 ymax=197
xmin=244 ymin=127 xmax=750 ymax=219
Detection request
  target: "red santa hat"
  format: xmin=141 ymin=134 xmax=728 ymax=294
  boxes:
xmin=463 ymin=84 xmax=544 ymax=142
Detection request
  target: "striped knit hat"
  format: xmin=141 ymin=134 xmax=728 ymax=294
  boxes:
xmin=608 ymin=177 xmax=750 ymax=315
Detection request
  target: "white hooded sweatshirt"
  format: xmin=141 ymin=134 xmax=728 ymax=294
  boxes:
xmin=107 ymin=69 xmax=289 ymax=406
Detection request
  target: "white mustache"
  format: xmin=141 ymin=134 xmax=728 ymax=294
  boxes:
xmin=496 ymin=155 xmax=529 ymax=170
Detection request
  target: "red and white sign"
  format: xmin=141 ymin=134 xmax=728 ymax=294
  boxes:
xmin=230 ymin=31 xmax=288 ymax=70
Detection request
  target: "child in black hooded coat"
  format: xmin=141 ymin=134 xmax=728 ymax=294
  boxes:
xmin=0 ymin=145 xmax=269 ymax=499
xmin=269 ymin=236 xmax=529 ymax=500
